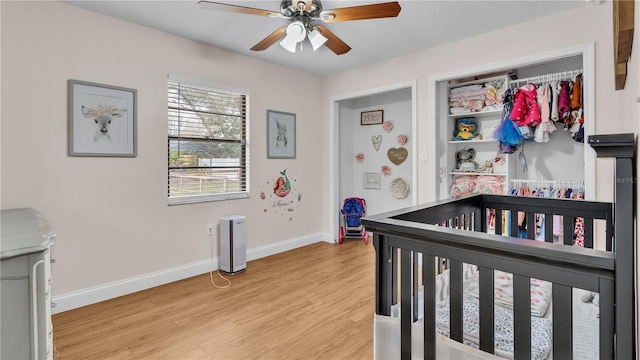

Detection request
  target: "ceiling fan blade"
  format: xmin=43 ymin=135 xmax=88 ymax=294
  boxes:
xmin=250 ymin=26 xmax=287 ymax=51
xmin=197 ymin=1 xmax=288 ymax=19
xmin=319 ymin=2 xmax=401 ymax=22
xmin=315 ymin=25 xmax=351 ymax=55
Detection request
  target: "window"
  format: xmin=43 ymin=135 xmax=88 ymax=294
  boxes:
xmin=168 ymin=78 xmax=249 ymax=205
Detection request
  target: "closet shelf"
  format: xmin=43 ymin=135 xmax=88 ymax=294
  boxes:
xmin=448 ymin=108 xmax=503 ymax=119
xmin=449 ymin=172 xmax=506 ymax=176
xmin=448 ymin=139 xmax=498 ymax=145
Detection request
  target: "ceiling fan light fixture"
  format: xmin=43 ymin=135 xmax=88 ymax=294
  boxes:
xmin=308 ymin=28 xmax=327 ymax=51
xmin=280 ymin=21 xmax=306 ymax=52
xmin=280 ymin=37 xmax=298 ymax=52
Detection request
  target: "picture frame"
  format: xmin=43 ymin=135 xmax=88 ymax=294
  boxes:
xmin=363 ymin=172 xmax=381 ymax=189
xmin=267 ymin=110 xmax=296 ymax=159
xmin=68 ymin=79 xmax=137 ymax=157
xmin=360 ymin=109 xmax=384 ymax=125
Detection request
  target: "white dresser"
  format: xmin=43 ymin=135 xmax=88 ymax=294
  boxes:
xmin=1 ymin=208 xmax=55 ymax=360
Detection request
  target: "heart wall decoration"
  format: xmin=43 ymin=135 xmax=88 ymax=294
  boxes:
xmin=371 ymin=135 xmax=382 ymax=151
xmin=387 ymin=147 xmax=408 ymax=165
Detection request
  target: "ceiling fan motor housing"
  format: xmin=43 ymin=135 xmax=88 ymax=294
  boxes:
xmin=280 ymin=0 xmax=323 ymax=18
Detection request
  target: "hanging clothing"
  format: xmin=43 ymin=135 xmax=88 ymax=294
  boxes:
xmin=509 ymin=83 xmax=541 ymax=127
xmin=534 ymin=83 xmax=556 ymax=143
xmin=550 ymin=81 xmax=560 ymax=121
xmin=557 ymin=80 xmax=571 ymax=123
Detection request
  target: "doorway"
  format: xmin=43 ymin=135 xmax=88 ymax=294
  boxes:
xmin=329 ymin=80 xmax=417 ymax=242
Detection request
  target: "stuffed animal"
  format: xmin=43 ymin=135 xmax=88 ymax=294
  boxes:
xmin=453 ymin=117 xmax=479 ymax=141
xmin=456 ymin=148 xmax=477 ymax=172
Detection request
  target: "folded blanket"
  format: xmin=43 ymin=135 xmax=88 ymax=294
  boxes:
xmin=450 ymin=84 xmax=483 ymax=94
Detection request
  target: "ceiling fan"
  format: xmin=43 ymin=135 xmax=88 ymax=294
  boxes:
xmin=197 ymin=0 xmax=401 ymax=55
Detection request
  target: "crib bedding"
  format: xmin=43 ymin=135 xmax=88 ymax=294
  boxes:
xmin=407 ymin=269 xmax=553 ymax=360
xmin=466 ymin=271 xmax=553 ymax=317
xmin=433 ymin=294 xmax=553 ymax=360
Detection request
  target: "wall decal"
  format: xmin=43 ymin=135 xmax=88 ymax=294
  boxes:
xmin=273 ymin=169 xmax=291 ymax=197
xmin=397 ymin=134 xmax=408 ymax=145
xmin=387 ymin=147 xmax=408 ymax=165
xmin=383 ymin=120 xmax=394 ymax=133
xmin=390 ymin=178 xmax=410 ymax=199
xmin=381 ymin=165 xmax=391 ymax=175
xmin=372 ymin=135 xmax=382 ymax=151
xmin=262 ymin=168 xmax=303 ymax=221
xmin=356 ymin=153 xmax=364 ymax=162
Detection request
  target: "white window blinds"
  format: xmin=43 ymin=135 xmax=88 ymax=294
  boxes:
xmin=168 ymin=79 xmax=249 ymax=204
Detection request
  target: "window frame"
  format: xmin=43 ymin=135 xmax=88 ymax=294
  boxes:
xmin=167 ymin=76 xmax=250 ymax=205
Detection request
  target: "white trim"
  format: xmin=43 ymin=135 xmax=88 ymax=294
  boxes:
xmin=428 ymin=43 xmax=596 ymax=201
xmin=329 ymin=80 xmax=418 ymax=243
xmin=167 ymin=74 xmax=250 ymax=96
xmin=168 ymin=192 xmax=250 ymax=205
xmin=51 ymin=232 xmax=326 ymax=314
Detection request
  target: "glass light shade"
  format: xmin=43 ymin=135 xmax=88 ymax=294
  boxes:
xmin=308 ymin=28 xmax=327 ymax=51
xmin=280 ymin=21 xmax=306 ymax=53
xmin=280 ymin=37 xmax=298 ymax=52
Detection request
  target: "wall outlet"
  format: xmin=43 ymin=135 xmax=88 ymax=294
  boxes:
xmin=207 ymin=223 xmax=215 ymax=235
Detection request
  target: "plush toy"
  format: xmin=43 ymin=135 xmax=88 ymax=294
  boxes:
xmin=453 ymin=117 xmax=479 ymax=141
xmin=456 ymin=148 xmax=477 ymax=172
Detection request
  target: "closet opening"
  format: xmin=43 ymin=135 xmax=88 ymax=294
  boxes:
xmin=429 ymin=44 xmax=595 ymax=204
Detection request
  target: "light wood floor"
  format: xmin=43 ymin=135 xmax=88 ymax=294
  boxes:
xmin=53 ymin=240 xmax=375 ymax=360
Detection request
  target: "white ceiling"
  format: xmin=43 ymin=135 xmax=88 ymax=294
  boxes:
xmin=65 ymin=0 xmax=591 ymax=77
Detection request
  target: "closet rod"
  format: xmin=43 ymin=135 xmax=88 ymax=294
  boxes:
xmin=510 ymin=68 xmax=583 ymax=87
xmin=510 ymin=179 xmax=585 ymax=188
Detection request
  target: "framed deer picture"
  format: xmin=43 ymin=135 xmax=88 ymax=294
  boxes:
xmin=68 ymin=80 xmax=137 ymax=157
xmin=267 ymin=110 xmax=296 ymax=159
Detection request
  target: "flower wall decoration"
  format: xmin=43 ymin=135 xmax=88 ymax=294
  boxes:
xmin=383 ymin=120 xmax=394 ymax=133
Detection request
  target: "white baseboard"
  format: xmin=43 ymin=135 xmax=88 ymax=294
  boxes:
xmin=52 ymin=232 xmax=329 ymax=314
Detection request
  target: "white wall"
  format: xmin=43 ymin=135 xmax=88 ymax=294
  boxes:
xmin=1 ymin=1 xmax=326 ymax=311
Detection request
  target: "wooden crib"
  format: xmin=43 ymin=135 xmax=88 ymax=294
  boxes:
xmin=362 ymin=134 xmax=635 ymax=360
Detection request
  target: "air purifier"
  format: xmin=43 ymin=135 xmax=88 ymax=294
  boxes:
xmin=219 ymin=215 xmax=246 ymax=274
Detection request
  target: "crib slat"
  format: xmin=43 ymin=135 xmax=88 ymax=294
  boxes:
xmin=526 ymin=212 xmax=536 ymax=239
xmin=392 ymin=248 xmax=398 ymax=305
xmin=423 ymin=254 xmax=436 ymax=360
xmin=494 ymin=209 xmax=503 ymax=236
xmin=551 ymin=284 xmax=572 ymax=359
xmin=599 ymin=279 xmax=614 ymax=360
xmin=584 ymin=217 xmax=594 ymax=249
xmin=478 ymin=267 xmax=494 ymax=354
xmin=450 ymin=260 xmax=464 ymax=343
xmin=510 ymin=211 xmax=519 ymax=237
xmin=563 ymin=216 xmax=574 ymax=245
xmin=413 ymin=252 xmax=419 ymax=322
xmin=544 ymin=214 xmax=553 ymax=243
xmin=512 ymin=274 xmax=531 ymax=360
xmin=400 ymin=249 xmax=412 ymax=360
